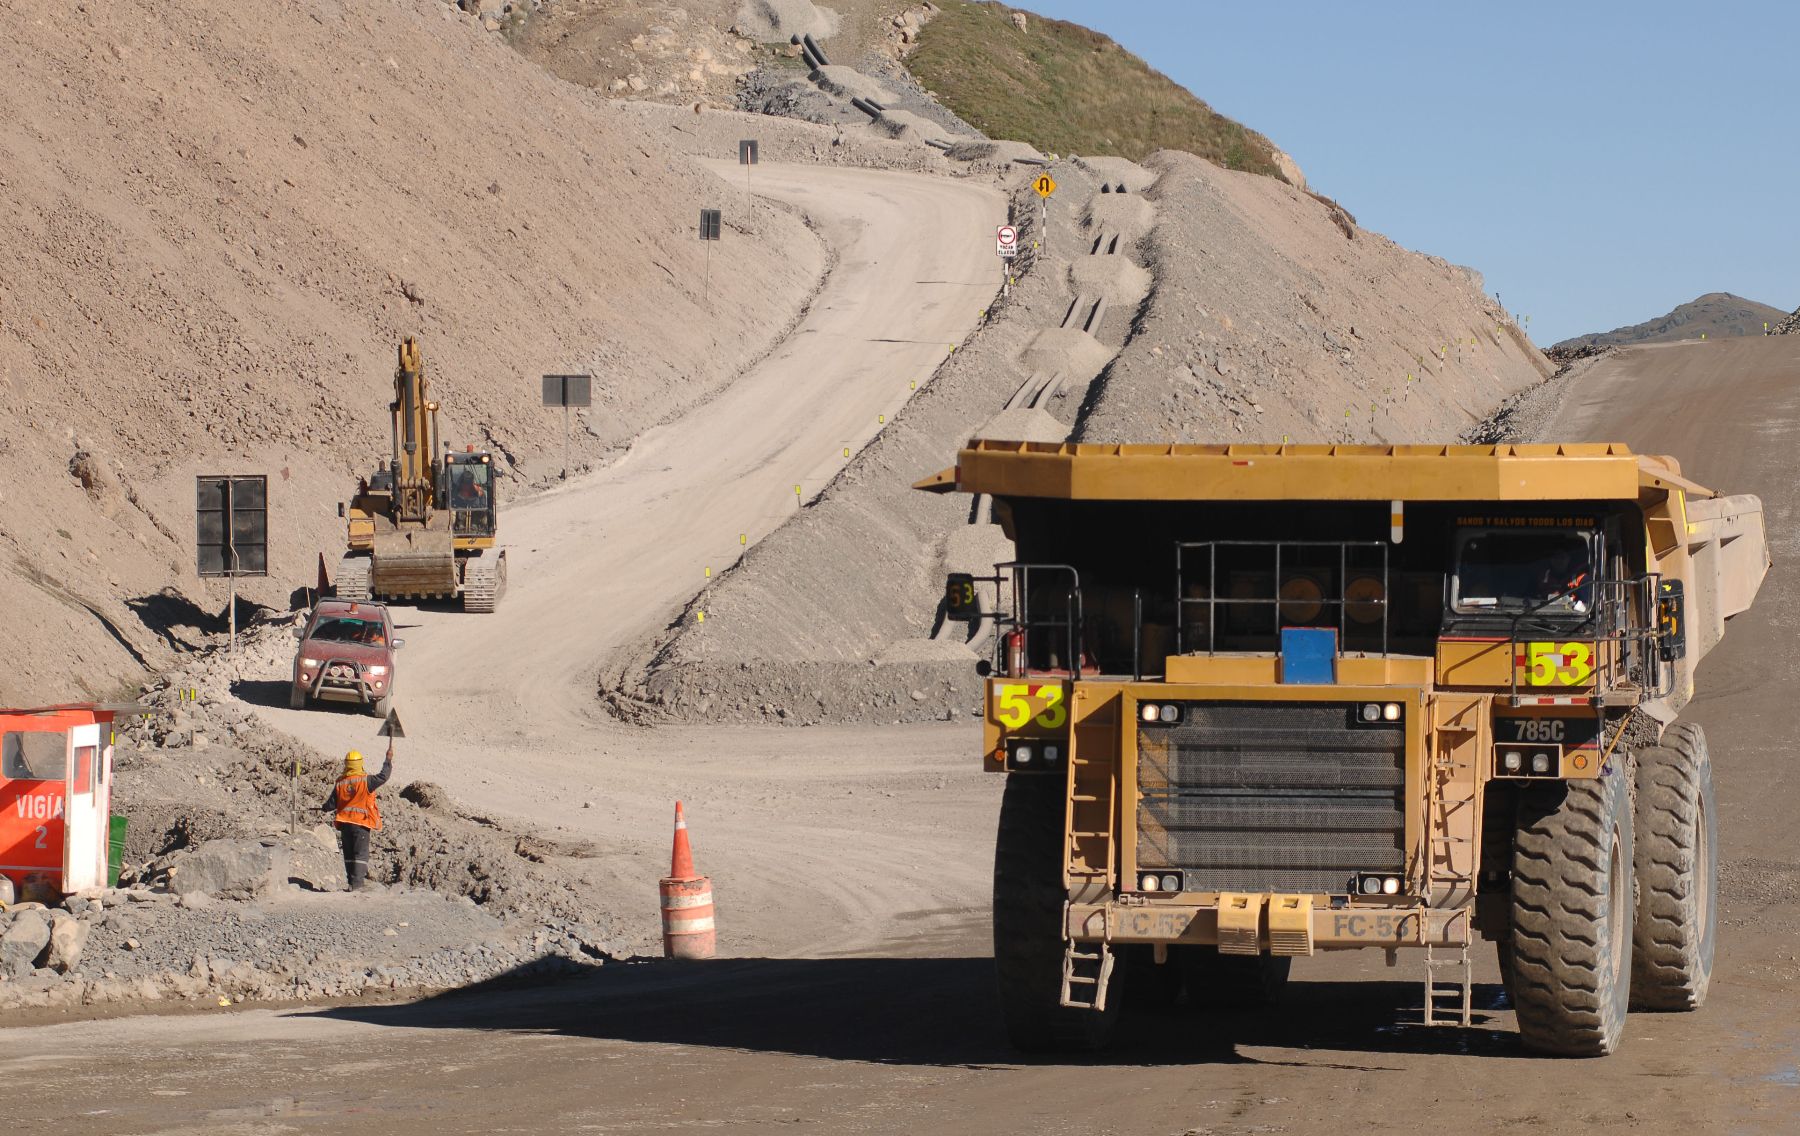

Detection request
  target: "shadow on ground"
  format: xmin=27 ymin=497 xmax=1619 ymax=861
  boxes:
xmin=303 ymin=955 xmax=1523 ymax=1069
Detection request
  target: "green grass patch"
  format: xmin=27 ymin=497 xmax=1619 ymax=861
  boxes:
xmin=907 ymin=1 xmax=1287 ymax=179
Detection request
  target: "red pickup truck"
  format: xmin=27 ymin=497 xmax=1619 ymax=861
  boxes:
xmin=290 ymin=600 xmax=402 ymax=716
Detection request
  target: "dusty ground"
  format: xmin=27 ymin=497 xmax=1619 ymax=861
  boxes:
xmin=3 ymin=334 xmax=1794 ymax=1136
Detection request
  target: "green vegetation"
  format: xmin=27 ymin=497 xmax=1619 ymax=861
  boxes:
xmin=907 ymin=1 xmax=1288 ymax=180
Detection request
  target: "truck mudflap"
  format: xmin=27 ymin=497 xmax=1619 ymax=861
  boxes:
xmin=1066 ymin=894 xmax=1474 ymax=954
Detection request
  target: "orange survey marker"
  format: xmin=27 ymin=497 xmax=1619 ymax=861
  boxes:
xmin=659 ymin=801 xmax=715 ymax=959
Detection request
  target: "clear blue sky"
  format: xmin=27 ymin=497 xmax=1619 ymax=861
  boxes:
xmin=1015 ymin=1 xmax=1799 ymax=344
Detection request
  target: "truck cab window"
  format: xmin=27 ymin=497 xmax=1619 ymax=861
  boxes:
xmin=1453 ymin=530 xmax=1596 ymax=616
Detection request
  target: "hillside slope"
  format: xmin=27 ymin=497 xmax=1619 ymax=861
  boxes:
xmin=1554 ymin=292 xmax=1788 ymax=350
xmin=906 ymin=1 xmax=1295 ymax=180
xmin=627 ymin=152 xmax=1551 ymax=725
xmin=0 ymin=0 xmax=823 ymax=704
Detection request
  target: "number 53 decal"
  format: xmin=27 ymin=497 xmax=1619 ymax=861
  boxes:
xmin=1525 ymin=641 xmax=1595 ymax=686
xmin=993 ymin=683 xmax=1067 ymax=729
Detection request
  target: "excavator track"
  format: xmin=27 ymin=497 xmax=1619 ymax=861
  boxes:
xmin=336 ymin=555 xmax=373 ymax=601
xmin=463 ymin=549 xmax=507 ymax=613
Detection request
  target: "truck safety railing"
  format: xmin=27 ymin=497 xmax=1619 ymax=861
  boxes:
xmin=1175 ymin=540 xmax=1391 ymax=657
xmin=990 ymin=562 xmax=1085 ymax=680
xmin=1504 ymin=574 xmax=1673 ymax=706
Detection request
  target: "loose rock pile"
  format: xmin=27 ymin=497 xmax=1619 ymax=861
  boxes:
xmin=1771 ymin=307 xmax=1800 ymax=336
xmin=0 ymin=623 xmax=630 ymax=1012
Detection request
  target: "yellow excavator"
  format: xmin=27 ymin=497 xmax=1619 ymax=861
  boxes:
xmin=336 ymin=338 xmax=506 ymax=612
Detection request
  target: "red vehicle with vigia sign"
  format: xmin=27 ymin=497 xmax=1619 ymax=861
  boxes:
xmin=290 ymin=599 xmax=403 ymax=716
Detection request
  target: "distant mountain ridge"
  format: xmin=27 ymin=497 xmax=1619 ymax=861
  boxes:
xmin=1555 ymin=292 xmax=1788 ymax=350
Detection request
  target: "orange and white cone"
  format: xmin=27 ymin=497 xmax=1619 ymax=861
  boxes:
xmin=659 ymin=801 xmax=715 ymax=959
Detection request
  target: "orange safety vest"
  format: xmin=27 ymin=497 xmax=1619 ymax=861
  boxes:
xmin=333 ymin=775 xmax=383 ymax=830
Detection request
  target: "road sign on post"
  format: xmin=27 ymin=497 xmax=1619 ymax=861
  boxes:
xmin=738 ymin=140 xmax=759 ymax=166
xmin=195 ymin=474 xmax=268 ymax=654
xmin=1032 ymin=174 xmax=1056 ymax=258
xmin=699 ymin=208 xmax=723 ymax=303
xmin=996 ymin=224 xmax=1019 ymax=259
xmin=542 ymin=374 xmax=594 ymax=481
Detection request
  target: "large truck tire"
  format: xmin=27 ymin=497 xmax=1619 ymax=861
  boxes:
xmin=1509 ymin=767 xmax=1635 ymax=1056
xmin=1180 ymin=946 xmax=1291 ymax=1008
xmin=992 ymin=774 xmax=1120 ymax=1052
xmin=1631 ymin=724 xmax=1717 ymax=1010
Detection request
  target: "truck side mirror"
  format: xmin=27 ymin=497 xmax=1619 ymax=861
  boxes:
xmin=338 ymin=502 xmax=346 ymax=518
xmin=1657 ymin=580 xmax=1686 ymax=662
xmin=975 ymin=658 xmax=993 ymax=677
xmin=944 ymin=572 xmax=981 ymax=622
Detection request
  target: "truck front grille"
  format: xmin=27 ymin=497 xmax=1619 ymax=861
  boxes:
xmin=1137 ymin=701 xmax=1405 ymax=893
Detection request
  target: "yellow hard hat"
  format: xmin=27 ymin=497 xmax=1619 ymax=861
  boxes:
xmin=344 ymin=750 xmax=365 ymax=775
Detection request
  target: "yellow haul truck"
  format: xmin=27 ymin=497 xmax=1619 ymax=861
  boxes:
xmin=338 ymin=339 xmax=506 ymax=612
xmin=917 ymin=441 xmax=1766 ymax=1057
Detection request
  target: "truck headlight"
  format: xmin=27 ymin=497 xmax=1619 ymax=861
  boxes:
xmin=1502 ymin=751 xmax=1523 ymax=773
xmin=1382 ymin=702 xmax=1401 ymax=721
xmin=1531 ymin=753 xmax=1552 ymax=774
xmin=1360 ymin=703 xmax=1381 ymax=722
xmin=1159 ymin=704 xmax=1180 ymax=724
xmin=1160 ymin=873 xmax=1181 ymax=892
xmin=1014 ymin=745 xmax=1033 ymax=765
xmin=1141 ymin=703 xmax=1160 ymax=722
xmin=1042 ymin=744 xmax=1059 ymax=763
xmin=1140 ymin=874 xmax=1160 ymax=892
xmin=1383 ymin=877 xmax=1401 ymax=895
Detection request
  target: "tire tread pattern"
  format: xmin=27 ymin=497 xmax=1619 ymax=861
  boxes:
xmin=1630 ymin=723 xmax=1715 ymax=1010
xmin=1509 ymin=769 xmax=1634 ymax=1056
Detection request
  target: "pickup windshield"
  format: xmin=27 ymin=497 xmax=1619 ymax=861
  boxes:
xmin=1453 ymin=530 xmax=1595 ymax=616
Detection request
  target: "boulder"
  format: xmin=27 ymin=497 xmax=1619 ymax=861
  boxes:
xmin=167 ymin=839 xmax=286 ymax=900
xmin=1 ymin=909 xmax=51 ymax=977
xmin=45 ymin=913 xmax=88 ymax=974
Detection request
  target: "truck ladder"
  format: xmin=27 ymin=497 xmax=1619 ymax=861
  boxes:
xmin=1423 ymin=940 xmax=1473 ymax=1027
xmin=1421 ymin=698 xmax=1485 ymax=1026
xmin=1061 ymin=723 xmax=1118 ymax=1010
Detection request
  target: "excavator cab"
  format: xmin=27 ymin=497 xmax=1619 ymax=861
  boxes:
xmin=443 ymin=450 xmax=497 ymax=538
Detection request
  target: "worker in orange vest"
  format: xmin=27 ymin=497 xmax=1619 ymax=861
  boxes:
xmin=321 ymin=744 xmax=393 ymax=890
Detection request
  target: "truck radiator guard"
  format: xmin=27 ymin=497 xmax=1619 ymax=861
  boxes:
xmin=1137 ymin=701 xmax=1405 ymax=893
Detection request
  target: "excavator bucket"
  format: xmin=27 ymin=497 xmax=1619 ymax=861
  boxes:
xmin=371 ymin=527 xmax=457 ymax=599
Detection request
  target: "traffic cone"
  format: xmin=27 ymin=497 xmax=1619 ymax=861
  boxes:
xmin=659 ymin=801 xmax=715 ymax=959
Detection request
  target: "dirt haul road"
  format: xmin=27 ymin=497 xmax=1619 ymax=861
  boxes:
xmin=235 ymin=162 xmax=1005 ymax=958
xmin=5 ymin=345 xmax=1799 ymax=1129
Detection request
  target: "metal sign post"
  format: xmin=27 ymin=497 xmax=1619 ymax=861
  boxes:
xmin=738 ymin=139 xmax=758 ymax=198
xmin=996 ymin=224 xmax=1018 ymax=297
xmin=196 ymin=475 xmax=269 ymax=658
xmin=542 ymin=374 xmax=594 ymax=480
xmin=1032 ymin=174 xmax=1057 ymax=257
xmin=699 ymin=208 xmax=722 ymax=304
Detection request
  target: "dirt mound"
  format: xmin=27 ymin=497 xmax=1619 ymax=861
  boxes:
xmin=736 ymin=0 xmax=843 ymax=41
xmin=0 ymin=0 xmax=823 ymax=706
xmin=1554 ymin=292 xmax=1790 ymax=350
xmin=1069 ymin=151 xmax=1551 ymax=445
